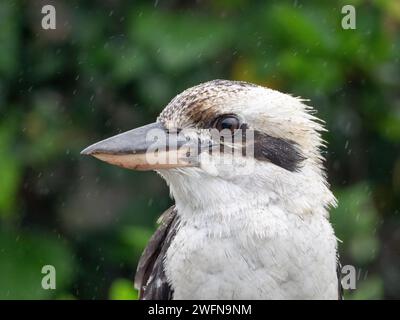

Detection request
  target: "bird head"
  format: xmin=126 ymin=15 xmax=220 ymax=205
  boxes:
xmin=82 ymin=80 xmax=336 ymax=215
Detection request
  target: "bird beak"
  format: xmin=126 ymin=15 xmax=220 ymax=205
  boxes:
xmin=81 ymin=122 xmax=199 ymax=170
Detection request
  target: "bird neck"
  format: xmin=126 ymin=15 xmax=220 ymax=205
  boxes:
xmin=158 ymin=165 xmax=335 ymax=231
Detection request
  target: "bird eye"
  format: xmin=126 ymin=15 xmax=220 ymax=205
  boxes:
xmin=213 ymin=115 xmax=241 ymax=133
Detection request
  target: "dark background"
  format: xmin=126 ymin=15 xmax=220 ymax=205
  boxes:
xmin=0 ymin=0 xmax=399 ymax=299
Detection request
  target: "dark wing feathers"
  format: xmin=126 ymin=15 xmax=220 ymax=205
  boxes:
xmin=134 ymin=206 xmax=178 ymax=300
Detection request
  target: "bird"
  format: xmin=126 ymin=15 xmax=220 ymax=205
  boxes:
xmin=81 ymin=79 xmax=342 ymax=300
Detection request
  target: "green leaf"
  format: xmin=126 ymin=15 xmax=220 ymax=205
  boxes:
xmin=0 ymin=1 xmax=19 ymax=78
xmin=346 ymin=276 xmax=384 ymax=300
xmin=130 ymin=9 xmax=233 ymax=72
xmin=0 ymin=230 xmax=75 ymax=299
xmin=0 ymin=119 xmax=20 ymax=219
xmin=331 ymin=183 xmax=379 ymax=265
xmin=109 ymin=278 xmax=138 ymax=300
xmin=120 ymin=225 xmax=153 ymax=257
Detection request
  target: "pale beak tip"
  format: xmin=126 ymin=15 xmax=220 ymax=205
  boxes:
xmin=81 ymin=145 xmax=95 ymax=156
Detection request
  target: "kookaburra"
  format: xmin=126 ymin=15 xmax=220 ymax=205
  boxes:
xmin=82 ymin=80 xmax=342 ymax=300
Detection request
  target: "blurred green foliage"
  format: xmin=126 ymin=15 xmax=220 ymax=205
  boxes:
xmin=0 ymin=0 xmax=399 ymax=299
xmin=109 ymin=278 xmax=138 ymax=300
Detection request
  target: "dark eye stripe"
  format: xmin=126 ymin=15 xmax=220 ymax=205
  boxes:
xmin=204 ymin=115 xmax=305 ymax=172
xmin=253 ymin=131 xmax=306 ymax=172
